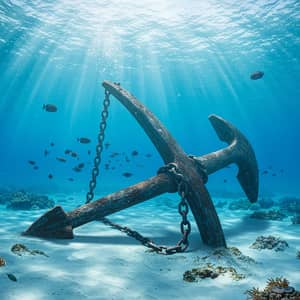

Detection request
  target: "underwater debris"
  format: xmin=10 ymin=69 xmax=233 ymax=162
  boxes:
xmin=250 ymin=235 xmax=288 ymax=252
xmin=77 ymin=137 xmax=91 ymax=144
xmin=122 ymin=172 xmax=133 ymax=177
xmin=245 ymin=277 xmax=300 ymax=300
xmin=183 ymin=263 xmax=245 ymax=282
xmin=28 ymin=160 xmax=36 ymax=165
xmin=250 ymin=71 xmax=264 ymax=80
xmin=43 ymin=104 xmax=57 ymax=112
xmin=11 ymin=244 xmax=48 ymax=257
xmin=7 ymin=273 xmax=17 ymax=282
xmin=56 ymin=157 xmax=67 ymax=162
xmin=250 ymin=209 xmax=286 ymax=221
xmin=0 ymin=257 xmax=6 ymax=266
xmin=5 ymin=191 xmax=54 ymax=210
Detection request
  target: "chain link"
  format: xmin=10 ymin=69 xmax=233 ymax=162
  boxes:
xmin=86 ymin=89 xmax=110 ymax=204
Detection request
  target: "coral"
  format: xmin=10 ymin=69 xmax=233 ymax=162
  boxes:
xmin=11 ymin=243 xmax=48 ymax=257
xmin=250 ymin=236 xmax=289 ymax=252
xmin=5 ymin=190 xmax=54 ymax=210
xmin=258 ymin=197 xmax=274 ymax=209
xmin=291 ymin=215 xmax=300 ymax=224
xmin=245 ymin=277 xmax=300 ymax=300
xmin=250 ymin=210 xmax=287 ymax=221
xmin=0 ymin=257 xmax=6 ymax=267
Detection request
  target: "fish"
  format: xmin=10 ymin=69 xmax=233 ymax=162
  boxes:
xmin=145 ymin=153 xmax=152 ymax=158
xmin=77 ymin=163 xmax=85 ymax=169
xmin=33 ymin=166 xmax=39 ymax=170
xmin=262 ymin=170 xmax=268 ymax=175
xmin=109 ymin=152 xmax=119 ymax=158
xmin=44 ymin=149 xmax=50 ymax=156
xmin=64 ymin=149 xmax=72 ymax=155
xmin=250 ymin=71 xmax=264 ymax=80
xmin=68 ymin=178 xmax=74 ymax=181
xmin=77 ymin=137 xmax=91 ymax=144
xmin=122 ymin=172 xmax=133 ymax=177
xmin=48 ymin=174 xmax=53 ymax=179
xmin=131 ymin=150 xmax=138 ymax=156
xmin=104 ymin=143 xmax=111 ymax=149
xmin=72 ymin=166 xmax=81 ymax=172
xmin=56 ymin=157 xmax=67 ymax=163
xmin=7 ymin=273 xmax=17 ymax=282
xmin=279 ymin=169 xmax=284 ymax=173
xmin=43 ymin=104 xmax=57 ymax=112
xmin=224 ymin=179 xmax=227 ymax=183
xmin=28 ymin=160 xmax=36 ymax=165
xmin=272 ymin=173 xmax=276 ymax=176
xmin=87 ymin=150 xmax=91 ymax=155
xmin=50 ymin=142 xmax=55 ymax=147
xmin=71 ymin=152 xmax=78 ymax=158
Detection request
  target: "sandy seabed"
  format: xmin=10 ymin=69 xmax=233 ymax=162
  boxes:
xmin=0 ymin=192 xmax=300 ymax=300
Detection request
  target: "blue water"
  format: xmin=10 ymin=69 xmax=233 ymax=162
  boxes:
xmin=0 ymin=0 xmax=299 ymax=197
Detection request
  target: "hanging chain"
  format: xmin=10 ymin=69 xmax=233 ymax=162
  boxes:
xmin=101 ymin=163 xmax=192 ymax=255
xmin=86 ymin=89 xmax=110 ymax=204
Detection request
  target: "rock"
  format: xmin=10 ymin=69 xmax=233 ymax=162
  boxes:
xmin=250 ymin=210 xmax=287 ymax=221
xmin=258 ymin=197 xmax=274 ymax=209
xmin=11 ymin=244 xmax=48 ymax=257
xmin=5 ymin=191 xmax=54 ymax=210
xmin=228 ymin=198 xmax=252 ymax=210
xmin=250 ymin=235 xmax=289 ymax=252
xmin=278 ymin=196 xmax=300 ymax=214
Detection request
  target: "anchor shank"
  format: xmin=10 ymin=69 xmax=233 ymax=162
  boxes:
xmin=23 ymin=173 xmax=176 ymax=238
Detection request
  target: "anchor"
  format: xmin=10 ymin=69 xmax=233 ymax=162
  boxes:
xmin=23 ymin=81 xmax=258 ymax=249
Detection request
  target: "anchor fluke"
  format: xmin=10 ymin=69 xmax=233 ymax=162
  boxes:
xmin=23 ymin=206 xmax=73 ymax=239
xmin=195 ymin=114 xmax=259 ymax=203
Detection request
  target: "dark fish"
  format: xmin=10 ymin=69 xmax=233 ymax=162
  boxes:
xmin=50 ymin=142 xmax=55 ymax=147
xmin=43 ymin=104 xmax=57 ymax=112
xmin=145 ymin=153 xmax=152 ymax=158
xmin=64 ymin=149 xmax=72 ymax=155
xmin=68 ymin=178 xmax=74 ymax=181
xmin=272 ymin=173 xmax=276 ymax=176
xmin=105 ymin=163 xmax=109 ymax=170
xmin=28 ymin=160 xmax=36 ymax=165
xmin=7 ymin=273 xmax=17 ymax=282
xmin=72 ymin=166 xmax=81 ymax=172
xmin=111 ymin=167 xmax=115 ymax=170
xmin=77 ymin=137 xmax=91 ymax=144
xmin=109 ymin=152 xmax=119 ymax=158
xmin=131 ymin=150 xmax=138 ymax=156
xmin=280 ymin=169 xmax=284 ymax=173
xmin=87 ymin=150 xmax=91 ymax=155
xmin=122 ymin=172 xmax=133 ymax=177
xmin=77 ymin=163 xmax=85 ymax=169
xmin=71 ymin=152 xmax=78 ymax=158
xmin=262 ymin=170 xmax=268 ymax=175
xmin=224 ymin=179 xmax=227 ymax=183
xmin=125 ymin=157 xmax=130 ymax=162
xmin=33 ymin=166 xmax=39 ymax=170
xmin=250 ymin=71 xmax=264 ymax=80
xmin=44 ymin=149 xmax=50 ymax=156
xmin=56 ymin=157 xmax=67 ymax=162
xmin=104 ymin=143 xmax=111 ymax=149
xmin=48 ymin=173 xmax=53 ymax=179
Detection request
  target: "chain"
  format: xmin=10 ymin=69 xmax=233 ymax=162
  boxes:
xmin=86 ymin=89 xmax=110 ymax=204
xmin=100 ymin=163 xmax=192 ymax=255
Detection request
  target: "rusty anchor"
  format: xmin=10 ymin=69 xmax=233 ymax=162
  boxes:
xmin=23 ymin=81 xmax=259 ymax=248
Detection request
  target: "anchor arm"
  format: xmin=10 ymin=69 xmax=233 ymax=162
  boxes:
xmin=102 ymin=81 xmax=185 ymax=164
xmin=23 ymin=173 xmax=177 ymax=238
